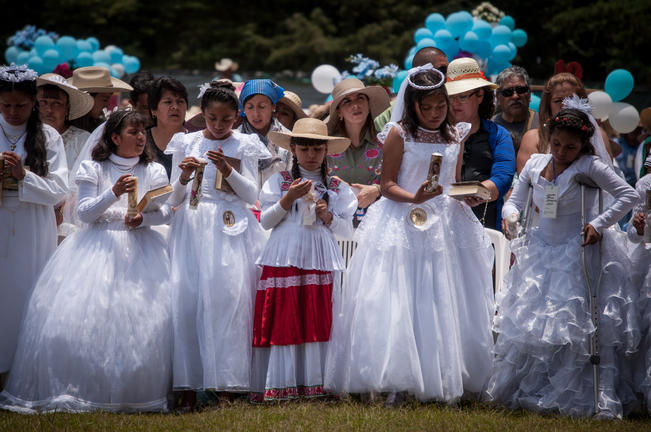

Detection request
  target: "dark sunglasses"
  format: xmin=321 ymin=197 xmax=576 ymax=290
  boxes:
xmin=499 ymin=86 xmax=530 ymax=97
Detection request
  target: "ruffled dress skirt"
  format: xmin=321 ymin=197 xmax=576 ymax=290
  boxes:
xmin=324 ymin=195 xmax=495 ymax=402
xmin=486 ymin=228 xmax=640 ymax=418
xmin=0 ymin=224 xmax=172 ymax=413
xmin=169 ymin=198 xmax=266 ymax=391
xmin=630 ymin=241 xmax=651 ymax=410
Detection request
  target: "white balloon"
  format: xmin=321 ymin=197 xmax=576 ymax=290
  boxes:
xmin=609 ymin=102 xmax=640 ymax=134
xmin=588 ymin=91 xmax=613 ymax=120
xmin=311 ymin=64 xmax=341 ymax=94
xmin=111 ymin=63 xmax=125 ymax=78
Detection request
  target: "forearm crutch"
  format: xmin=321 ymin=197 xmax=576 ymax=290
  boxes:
xmin=575 ymin=174 xmax=603 ymax=416
xmin=517 ymin=184 xmax=534 ymax=238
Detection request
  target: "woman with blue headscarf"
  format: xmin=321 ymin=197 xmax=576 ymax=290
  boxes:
xmin=237 ymin=79 xmax=291 ymax=187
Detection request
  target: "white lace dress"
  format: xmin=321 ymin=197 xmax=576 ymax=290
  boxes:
xmin=325 ymin=122 xmax=495 ymax=402
xmin=486 ymin=154 xmax=640 ymax=418
xmin=0 ymin=155 xmax=173 ymax=413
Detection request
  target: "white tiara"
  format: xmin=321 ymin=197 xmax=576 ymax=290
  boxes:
xmin=0 ymin=64 xmax=38 ymax=83
xmin=406 ymin=67 xmax=445 ymax=90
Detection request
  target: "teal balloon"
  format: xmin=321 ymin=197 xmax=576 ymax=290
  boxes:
xmin=404 ymin=54 xmax=414 ymax=70
xmin=408 ymin=46 xmax=417 ymax=56
xmin=56 ymin=36 xmax=77 ymax=60
xmin=459 ymin=31 xmax=479 ymax=53
xmin=109 ymin=67 xmax=120 ymax=78
xmin=475 ymin=40 xmax=492 ymax=59
xmin=511 ymin=29 xmax=528 ymax=47
xmin=416 ymin=38 xmax=436 ymax=50
xmin=486 ymin=57 xmax=510 ymax=76
xmin=490 ymin=25 xmax=512 ymax=47
xmin=87 ymin=37 xmax=100 ymax=51
xmin=16 ymin=51 xmax=30 ymax=65
xmin=604 ymin=69 xmax=634 ymax=102
xmin=94 ymin=62 xmax=111 ymax=71
xmin=499 ymin=15 xmax=515 ymax=30
xmin=5 ymin=46 xmax=20 ymax=63
xmin=42 ymin=49 xmax=61 ymax=72
xmin=108 ymin=47 xmax=124 ymax=64
xmin=75 ymin=52 xmax=94 ymax=67
xmin=472 ymin=20 xmax=492 ymax=40
xmin=507 ymin=42 xmax=517 ymax=61
xmin=92 ymin=50 xmax=111 ymax=64
xmin=34 ymin=36 xmax=55 ymax=57
xmin=433 ymin=29 xmax=453 ymax=47
xmin=123 ymin=56 xmax=140 ymax=74
xmin=392 ymin=70 xmax=408 ymax=93
xmin=414 ymin=27 xmax=434 ymax=43
xmin=75 ymin=40 xmax=92 ymax=56
xmin=446 ymin=12 xmax=473 ymax=38
xmin=530 ymin=94 xmax=541 ymax=112
xmin=442 ymin=39 xmax=459 ymax=61
xmin=425 ymin=13 xmax=446 ymax=34
xmin=491 ymin=45 xmax=511 ymax=64
xmin=27 ymin=56 xmax=47 ymax=75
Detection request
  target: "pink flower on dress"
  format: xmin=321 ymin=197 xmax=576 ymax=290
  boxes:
xmin=365 ymin=148 xmax=379 ymax=159
xmin=330 ymin=153 xmax=342 ymax=158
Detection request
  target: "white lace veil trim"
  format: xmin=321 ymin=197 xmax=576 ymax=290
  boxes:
xmin=389 ymin=64 xmax=445 ymax=123
xmin=562 ymin=94 xmax=613 ymax=169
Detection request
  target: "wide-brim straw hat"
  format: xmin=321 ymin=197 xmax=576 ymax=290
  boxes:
xmin=445 ymin=58 xmax=498 ymax=96
xmin=215 ymin=58 xmax=239 ymax=72
xmin=327 ymin=78 xmax=390 ymax=133
xmin=67 ymin=66 xmax=133 ymax=93
xmin=269 ymin=117 xmax=351 ymax=155
xmin=37 ymin=73 xmax=94 ymax=120
xmin=277 ymin=90 xmax=307 ymax=120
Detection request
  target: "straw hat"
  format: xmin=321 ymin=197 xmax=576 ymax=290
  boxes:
xmin=277 ymin=91 xmax=307 ymax=120
xmin=67 ymin=66 xmax=133 ymax=93
xmin=269 ymin=118 xmax=351 ymax=155
xmin=37 ymin=73 xmax=94 ymax=120
xmin=445 ymin=58 xmax=498 ymax=96
xmin=327 ymin=78 xmax=390 ymax=133
xmin=215 ymin=58 xmax=239 ymax=72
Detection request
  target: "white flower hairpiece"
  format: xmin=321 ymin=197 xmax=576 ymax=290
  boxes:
xmin=198 ymin=82 xmax=211 ymax=100
xmin=562 ymin=94 xmax=592 ymax=115
xmin=0 ymin=64 xmax=38 ymax=83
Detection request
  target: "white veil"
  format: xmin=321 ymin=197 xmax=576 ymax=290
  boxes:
xmin=390 ymin=64 xmax=445 ymax=123
xmin=562 ymin=95 xmax=614 ymax=169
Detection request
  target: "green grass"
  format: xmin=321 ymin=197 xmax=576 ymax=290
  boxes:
xmin=1 ymin=399 xmax=649 ymax=432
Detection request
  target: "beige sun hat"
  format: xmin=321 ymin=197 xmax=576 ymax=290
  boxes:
xmin=67 ymin=66 xmax=133 ymax=93
xmin=445 ymin=58 xmax=498 ymax=96
xmin=277 ymin=91 xmax=308 ymax=120
xmin=37 ymin=73 xmax=94 ymax=120
xmin=269 ymin=117 xmax=351 ymax=155
xmin=215 ymin=58 xmax=239 ymax=72
xmin=327 ymin=78 xmax=390 ymax=133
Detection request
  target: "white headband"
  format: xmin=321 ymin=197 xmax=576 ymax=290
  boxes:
xmin=0 ymin=64 xmax=38 ymax=83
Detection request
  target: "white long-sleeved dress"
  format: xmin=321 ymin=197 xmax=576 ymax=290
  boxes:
xmin=486 ymin=153 xmax=640 ymax=418
xmin=0 ymin=154 xmax=173 ymax=413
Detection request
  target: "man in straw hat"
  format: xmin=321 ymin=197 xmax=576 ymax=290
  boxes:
xmin=67 ymin=66 xmax=133 ymax=133
xmin=445 ymin=57 xmax=515 ymax=231
xmin=215 ymin=58 xmax=241 ymax=82
xmin=275 ymin=90 xmax=307 ymax=131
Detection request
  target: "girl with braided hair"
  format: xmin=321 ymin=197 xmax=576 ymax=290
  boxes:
xmin=250 ymin=118 xmax=357 ymax=402
xmin=165 ymin=80 xmax=270 ymax=409
xmin=487 ymin=106 xmax=640 ymax=418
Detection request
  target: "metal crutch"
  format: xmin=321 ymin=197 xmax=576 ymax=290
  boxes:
xmin=517 ymin=184 xmax=535 ymax=238
xmin=574 ymin=174 xmax=604 ymax=416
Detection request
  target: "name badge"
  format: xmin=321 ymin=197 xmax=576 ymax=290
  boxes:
xmin=542 ymin=185 xmax=559 ymax=219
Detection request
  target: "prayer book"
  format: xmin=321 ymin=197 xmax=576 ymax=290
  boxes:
xmin=215 ymin=156 xmax=241 ymax=194
xmin=137 ymin=184 xmax=173 ymax=213
xmin=448 ymin=181 xmax=492 ymax=201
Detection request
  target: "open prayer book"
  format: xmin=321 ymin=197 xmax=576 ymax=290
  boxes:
xmin=214 ymin=155 xmax=241 ymax=194
xmin=136 ymin=184 xmax=173 ymax=213
xmin=448 ymin=181 xmax=491 ymax=201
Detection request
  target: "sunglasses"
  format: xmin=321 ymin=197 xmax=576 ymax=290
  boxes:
xmin=498 ymin=86 xmax=530 ymax=97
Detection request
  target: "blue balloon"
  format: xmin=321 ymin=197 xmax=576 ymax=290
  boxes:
xmin=425 ymin=13 xmax=446 ymax=34
xmin=443 ymin=39 xmax=460 ymax=60
xmin=109 ymin=66 xmax=120 ymax=78
xmin=486 ymin=58 xmax=511 ymax=76
xmin=75 ymin=52 xmax=94 ymax=67
xmin=87 ymin=37 xmax=100 ymax=51
xmin=459 ymin=31 xmax=479 ymax=53
xmin=42 ymin=49 xmax=61 ymax=72
xmin=499 ymin=15 xmax=516 ymax=30
xmin=475 ymin=40 xmax=492 ymax=59
xmin=404 ymin=54 xmax=414 ymax=70
xmin=416 ymin=38 xmax=436 ymax=50
xmin=604 ymin=69 xmax=634 ymax=102
xmin=446 ymin=12 xmax=473 ymax=38
xmin=123 ymin=56 xmax=140 ymax=74
xmin=27 ymin=56 xmax=47 ymax=75
xmin=16 ymin=51 xmax=31 ymax=65
xmin=490 ymin=25 xmax=512 ymax=47
xmin=408 ymin=46 xmax=417 ymax=56
xmin=511 ymin=29 xmax=528 ymax=47
xmin=56 ymin=36 xmax=77 ymax=60
xmin=529 ymin=94 xmax=541 ymax=112
xmin=109 ymin=47 xmax=124 ymax=64
xmin=94 ymin=62 xmax=111 ymax=71
xmin=472 ymin=20 xmax=492 ymax=40
xmin=507 ymin=42 xmax=517 ymax=61
xmin=5 ymin=46 xmax=20 ymax=64
xmin=433 ymin=29 xmax=453 ymax=47
xmin=491 ymin=45 xmax=511 ymax=64
xmin=414 ymin=27 xmax=434 ymax=43
xmin=75 ymin=40 xmax=93 ymax=56
xmin=392 ymin=70 xmax=409 ymax=94
xmin=34 ymin=36 xmax=55 ymax=57
xmin=92 ymin=50 xmax=111 ymax=64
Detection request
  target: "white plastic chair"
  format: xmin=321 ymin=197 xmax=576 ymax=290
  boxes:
xmin=335 ymin=234 xmax=357 ymax=286
xmin=484 ymin=228 xmax=511 ymax=294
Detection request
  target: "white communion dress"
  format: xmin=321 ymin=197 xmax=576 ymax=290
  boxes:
xmin=0 ymin=154 xmax=173 ymax=413
xmin=0 ymin=116 xmax=68 ymax=373
xmin=486 ymin=153 xmax=640 ymax=418
xmin=166 ymin=130 xmax=271 ymax=391
xmin=325 ymin=122 xmax=495 ymax=402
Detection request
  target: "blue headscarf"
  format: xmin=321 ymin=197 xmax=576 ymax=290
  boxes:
xmin=238 ymin=79 xmax=285 ymax=117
